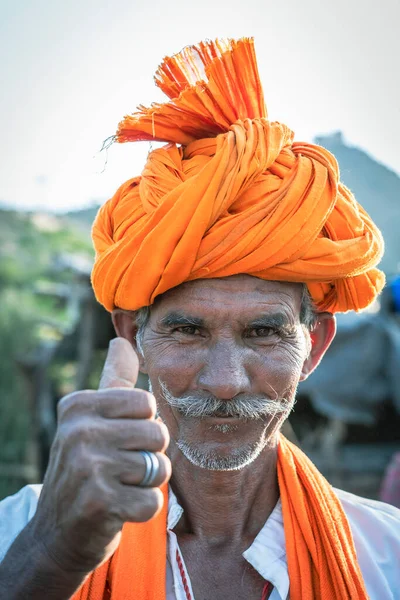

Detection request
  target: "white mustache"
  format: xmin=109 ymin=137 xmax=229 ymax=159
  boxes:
xmin=158 ymin=380 xmax=292 ymax=420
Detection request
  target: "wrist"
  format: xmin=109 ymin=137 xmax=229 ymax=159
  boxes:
xmin=26 ymin=518 xmax=92 ymax=578
xmin=0 ymin=520 xmax=90 ymax=599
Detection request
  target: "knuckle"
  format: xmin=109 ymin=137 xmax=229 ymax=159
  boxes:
xmin=57 ymin=418 xmax=102 ymax=454
xmin=53 ymin=426 xmax=84 ymax=465
xmin=156 ymin=453 xmax=172 ymax=483
xmin=57 ymin=390 xmax=93 ymax=421
xmin=135 ymin=390 xmax=157 ymax=417
xmin=145 ymin=391 xmax=157 ymax=416
xmin=80 ymin=489 xmax=110 ymax=521
xmin=94 ymin=391 xmax=115 ymax=417
xmin=148 ymin=421 xmax=169 ymax=450
xmin=157 ymin=422 xmax=170 ymax=450
xmin=53 ymin=422 xmax=71 ymax=450
xmin=95 ymin=389 xmax=156 ymax=419
xmin=73 ymin=461 xmax=94 ymax=482
xmin=57 ymin=394 xmax=76 ymax=420
xmin=66 ymin=421 xmax=93 ymax=445
xmin=78 ymin=474 xmax=119 ymax=522
xmin=135 ymin=489 xmax=163 ymax=522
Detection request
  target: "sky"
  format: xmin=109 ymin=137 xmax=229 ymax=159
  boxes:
xmin=0 ymin=0 xmax=399 ymax=212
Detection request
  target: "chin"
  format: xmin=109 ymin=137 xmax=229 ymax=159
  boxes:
xmin=176 ymin=437 xmax=268 ymax=471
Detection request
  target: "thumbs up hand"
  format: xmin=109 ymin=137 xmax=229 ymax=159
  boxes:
xmin=28 ymin=337 xmax=171 ymax=574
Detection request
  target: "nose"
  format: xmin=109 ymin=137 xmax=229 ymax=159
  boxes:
xmin=197 ymin=339 xmax=251 ymax=400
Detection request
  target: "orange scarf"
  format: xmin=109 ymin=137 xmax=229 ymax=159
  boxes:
xmin=71 ymin=436 xmax=368 ymax=600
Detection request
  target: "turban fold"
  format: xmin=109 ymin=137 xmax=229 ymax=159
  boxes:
xmin=91 ymin=37 xmax=384 ymax=313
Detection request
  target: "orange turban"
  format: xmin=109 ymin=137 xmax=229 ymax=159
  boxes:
xmin=91 ymin=37 xmax=384 ymax=314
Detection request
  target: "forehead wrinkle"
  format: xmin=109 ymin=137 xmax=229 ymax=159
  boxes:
xmin=151 ymin=279 xmax=303 ymax=325
xmin=185 ymin=291 xmax=298 ymax=319
xmin=154 ymin=275 xmax=302 ymax=303
xmin=163 ymin=288 xmax=298 ymax=308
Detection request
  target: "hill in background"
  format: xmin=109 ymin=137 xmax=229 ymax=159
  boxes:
xmin=0 ymin=209 xmax=93 ymax=290
xmin=64 ymin=205 xmax=100 ymax=231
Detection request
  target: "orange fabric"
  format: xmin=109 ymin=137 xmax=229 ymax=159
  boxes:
xmin=91 ymin=37 xmax=384 ymax=314
xmin=72 ymin=484 xmax=168 ymax=600
xmin=277 ymin=437 xmax=368 ymax=599
xmin=71 ymin=436 xmax=368 ymax=600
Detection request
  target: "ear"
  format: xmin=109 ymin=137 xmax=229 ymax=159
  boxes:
xmin=111 ymin=309 xmax=148 ymax=373
xmin=300 ymin=313 xmax=336 ymax=381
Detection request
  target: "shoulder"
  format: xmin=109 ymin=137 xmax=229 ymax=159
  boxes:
xmin=0 ymin=484 xmax=42 ymax=562
xmin=337 ymin=484 xmax=400 ymax=515
xmin=336 ymin=487 xmax=400 ymax=532
xmin=335 ymin=488 xmax=400 ymax=599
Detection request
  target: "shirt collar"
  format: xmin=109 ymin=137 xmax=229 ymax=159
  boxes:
xmin=243 ymin=499 xmax=289 ymax=599
xmin=167 ymin=486 xmax=184 ymax=530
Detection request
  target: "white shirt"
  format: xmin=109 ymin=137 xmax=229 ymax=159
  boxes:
xmin=0 ymin=485 xmax=399 ymax=599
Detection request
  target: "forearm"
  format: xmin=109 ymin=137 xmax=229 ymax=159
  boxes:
xmin=0 ymin=521 xmax=88 ymax=600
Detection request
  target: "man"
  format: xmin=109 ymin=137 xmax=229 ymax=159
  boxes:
xmin=0 ymin=38 xmax=399 ymax=600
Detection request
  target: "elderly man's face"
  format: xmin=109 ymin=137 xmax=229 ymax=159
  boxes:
xmin=117 ymin=276 xmax=334 ymax=470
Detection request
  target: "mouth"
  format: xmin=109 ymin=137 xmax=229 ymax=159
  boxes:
xmin=204 ymin=414 xmax=240 ymax=421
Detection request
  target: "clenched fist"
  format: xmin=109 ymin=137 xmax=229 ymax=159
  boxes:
xmin=29 ymin=337 xmax=171 ymax=573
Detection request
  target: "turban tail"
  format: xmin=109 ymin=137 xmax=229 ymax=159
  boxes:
xmin=91 ymin=38 xmax=384 ymax=313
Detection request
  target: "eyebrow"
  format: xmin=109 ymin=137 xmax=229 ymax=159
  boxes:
xmin=247 ymin=313 xmax=293 ymax=330
xmin=159 ymin=311 xmax=293 ymax=331
xmin=159 ymin=311 xmax=205 ymax=328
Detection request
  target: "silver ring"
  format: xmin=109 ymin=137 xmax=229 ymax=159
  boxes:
xmin=138 ymin=450 xmax=160 ymax=487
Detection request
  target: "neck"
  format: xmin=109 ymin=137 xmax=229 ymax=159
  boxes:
xmin=169 ymin=437 xmax=280 ymax=546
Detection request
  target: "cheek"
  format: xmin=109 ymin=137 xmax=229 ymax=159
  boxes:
xmin=144 ymin=342 xmax=202 ymax=395
xmin=252 ymin=343 xmax=305 ymax=395
xmin=144 ymin=337 xmax=306 ymax=398
xmin=143 ymin=344 xmax=202 ymax=438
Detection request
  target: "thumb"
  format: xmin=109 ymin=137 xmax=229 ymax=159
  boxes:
xmin=99 ymin=337 xmax=139 ymax=390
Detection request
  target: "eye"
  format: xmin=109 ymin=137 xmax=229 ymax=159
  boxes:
xmin=174 ymin=326 xmax=201 ymax=336
xmin=247 ymin=327 xmax=277 ymax=338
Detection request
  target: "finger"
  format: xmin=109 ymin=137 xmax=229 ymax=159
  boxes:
xmin=99 ymin=337 xmax=139 ymax=390
xmin=109 ymin=419 xmax=170 ymax=453
xmin=96 ymin=389 xmax=156 ymax=420
xmin=115 ymin=486 xmax=165 ymax=523
xmin=118 ymin=451 xmax=171 ymax=487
